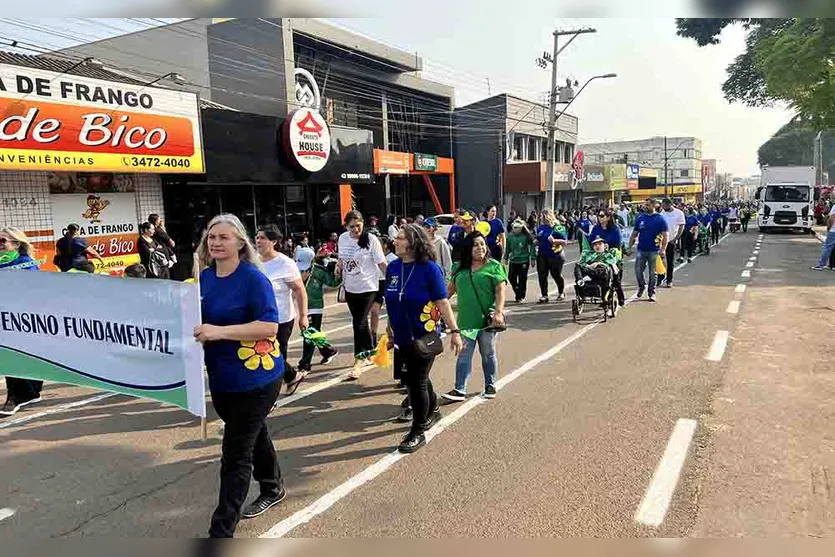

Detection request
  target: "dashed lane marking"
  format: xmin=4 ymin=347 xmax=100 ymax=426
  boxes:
xmin=706 ymin=330 xmax=730 ymax=362
xmin=0 ymin=508 xmax=15 ymax=522
xmin=726 ymin=300 xmax=740 ymax=314
xmin=741 ymin=270 xmax=751 ymax=278
xmin=635 ymin=419 xmax=698 ymax=528
xmin=735 ymin=284 xmax=747 ymax=294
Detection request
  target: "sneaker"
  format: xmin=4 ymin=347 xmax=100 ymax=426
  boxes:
xmin=811 ymin=265 xmax=828 ymax=271
xmin=241 ymin=488 xmax=287 ymax=519
xmin=296 ymin=362 xmax=312 ymax=373
xmin=319 ymin=349 xmax=339 ymax=365
xmin=556 ymin=293 xmax=566 ymax=301
xmin=637 ymin=287 xmax=645 ymax=298
xmin=687 ymin=258 xmax=692 ymax=263
xmin=482 ymin=385 xmax=497 ymax=399
xmin=0 ymin=398 xmax=21 ymax=417
xmin=398 ymin=432 xmax=426 ymax=454
xmin=537 ymin=296 xmax=549 ymax=304
xmin=440 ymin=389 xmax=466 ymax=402
xmin=665 ymin=281 xmax=673 ymax=288
xmin=394 ymin=406 xmax=413 ymax=423
xmin=648 ymin=294 xmax=657 ymax=302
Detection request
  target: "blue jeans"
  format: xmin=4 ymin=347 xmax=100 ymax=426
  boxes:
xmin=454 ymin=330 xmax=499 ymax=392
xmin=635 ymin=250 xmax=659 ymax=295
xmin=818 ymin=231 xmax=835 ymax=267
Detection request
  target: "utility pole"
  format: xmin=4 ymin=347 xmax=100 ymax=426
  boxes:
xmin=541 ymin=27 xmax=597 ymax=212
xmin=664 ymin=135 xmax=668 ymax=199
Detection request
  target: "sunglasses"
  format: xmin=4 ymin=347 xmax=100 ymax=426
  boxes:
xmin=598 ymin=214 xmax=607 ymax=218
xmin=0 ymin=238 xmax=9 ymax=246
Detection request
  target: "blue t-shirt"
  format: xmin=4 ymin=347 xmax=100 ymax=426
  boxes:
xmin=486 ymin=218 xmax=505 ymax=248
xmin=589 ymin=224 xmax=621 ymax=249
xmin=0 ymin=254 xmax=39 ymax=271
xmin=698 ymin=213 xmax=712 ymax=227
xmin=56 ymin=236 xmax=90 ymax=271
xmin=576 ymin=219 xmax=592 ymax=237
xmin=536 ymin=223 xmax=567 ymax=258
xmin=384 ymin=259 xmax=448 ymax=348
xmin=709 ymin=210 xmax=722 ymax=224
xmin=685 ymin=214 xmax=699 ymax=229
xmin=634 ymin=213 xmax=669 ymax=253
xmin=448 ymin=224 xmax=465 ymax=246
xmin=200 ymin=261 xmax=281 ymax=393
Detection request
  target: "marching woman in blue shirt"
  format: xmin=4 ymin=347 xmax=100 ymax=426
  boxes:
xmin=0 ymin=227 xmax=44 ymax=417
xmin=194 ymin=214 xmax=283 ymax=537
xmin=535 ymin=208 xmax=568 ymax=303
xmin=385 ymin=224 xmax=461 ymax=454
xmin=589 ymin=209 xmax=625 ymax=305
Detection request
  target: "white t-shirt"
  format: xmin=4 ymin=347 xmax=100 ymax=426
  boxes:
xmin=387 ymin=224 xmax=399 ymax=239
xmin=728 ymin=207 xmax=739 ymax=219
xmin=829 ymin=205 xmax=835 ymax=232
xmin=661 ymin=208 xmax=686 ymax=240
xmin=338 ymin=232 xmax=386 ymax=293
xmin=262 ymin=253 xmax=301 ymax=323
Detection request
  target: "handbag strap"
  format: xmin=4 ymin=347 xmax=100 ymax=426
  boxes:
xmin=468 ymin=268 xmax=491 ymax=322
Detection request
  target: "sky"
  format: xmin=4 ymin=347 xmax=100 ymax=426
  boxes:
xmin=329 ymin=15 xmax=793 ymax=177
xmin=0 ymin=13 xmax=793 ymax=176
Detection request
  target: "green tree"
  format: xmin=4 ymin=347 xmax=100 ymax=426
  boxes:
xmin=676 ymin=18 xmax=835 ymax=126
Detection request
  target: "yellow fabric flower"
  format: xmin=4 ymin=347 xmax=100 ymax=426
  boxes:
xmin=237 ymin=338 xmax=280 ymax=371
xmin=419 ymin=302 xmax=441 ymax=332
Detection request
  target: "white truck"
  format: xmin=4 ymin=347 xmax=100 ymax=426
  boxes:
xmin=755 ymin=166 xmax=817 ymax=233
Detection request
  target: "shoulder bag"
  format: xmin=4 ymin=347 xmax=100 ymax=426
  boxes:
xmin=469 ymin=269 xmax=508 ymax=332
xmin=399 ymin=262 xmax=444 ymax=359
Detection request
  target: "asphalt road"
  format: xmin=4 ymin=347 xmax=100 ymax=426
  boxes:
xmin=1 ymin=232 xmax=833 ymax=538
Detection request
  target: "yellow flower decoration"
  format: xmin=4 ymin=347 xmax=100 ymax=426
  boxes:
xmin=237 ymin=338 xmax=280 ymax=371
xmin=419 ymin=302 xmax=441 ymax=332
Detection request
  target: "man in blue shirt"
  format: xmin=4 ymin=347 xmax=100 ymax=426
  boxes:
xmin=628 ymin=198 xmax=669 ymax=302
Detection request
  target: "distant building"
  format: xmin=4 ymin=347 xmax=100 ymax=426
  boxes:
xmin=453 ymin=94 xmax=578 ymax=216
xmin=578 ymin=136 xmax=703 ymax=203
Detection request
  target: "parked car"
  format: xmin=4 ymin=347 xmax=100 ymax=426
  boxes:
xmin=432 ymin=214 xmax=455 ymax=241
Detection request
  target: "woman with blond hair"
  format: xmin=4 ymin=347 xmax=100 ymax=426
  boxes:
xmin=193 ymin=214 xmax=285 ymax=537
xmin=0 ymin=227 xmax=44 ymax=416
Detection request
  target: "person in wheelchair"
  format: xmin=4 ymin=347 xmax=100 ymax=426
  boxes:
xmin=574 ymin=236 xmax=620 ymax=302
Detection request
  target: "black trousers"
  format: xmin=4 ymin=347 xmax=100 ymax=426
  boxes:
xmin=721 ymin=217 xmax=728 ymax=233
xmin=536 ymin=254 xmax=565 ymax=298
xmin=345 ymin=291 xmax=377 ymax=358
xmin=508 ymin=261 xmax=529 ymax=301
xmin=209 ymin=380 xmax=282 ymax=538
xmin=399 ymin=342 xmax=437 ymax=435
xmin=710 ymin=222 xmax=721 ymax=245
xmin=5 ymin=377 xmax=42 ymax=403
xmin=682 ymin=231 xmax=696 ymax=259
xmin=665 ymin=241 xmax=677 ymax=284
xmin=277 ymin=319 xmax=296 ymax=384
xmin=741 ymin=217 xmax=750 ymax=232
xmin=299 ymin=313 xmax=336 ymax=367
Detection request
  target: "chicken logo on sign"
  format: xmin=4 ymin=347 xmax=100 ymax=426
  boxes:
xmin=284 ymin=68 xmax=331 ymax=172
xmin=571 ymin=150 xmax=585 ymax=190
xmin=81 ymin=194 xmax=111 ymax=223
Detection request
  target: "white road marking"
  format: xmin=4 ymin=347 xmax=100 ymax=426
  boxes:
xmin=735 ymin=284 xmax=746 ymax=293
xmin=0 ymin=392 xmax=117 ymax=430
xmin=745 ymin=262 xmax=755 ymax=268
xmin=0 ymin=508 xmax=15 ymax=522
xmin=748 ymin=256 xmax=757 ymax=261
xmin=741 ymin=270 xmax=751 ymax=278
xmin=726 ymin=300 xmax=740 ymax=314
xmin=261 ymin=313 xmax=611 ymax=538
xmin=635 ymin=418 xmax=698 ymax=527
xmin=752 ymin=250 xmax=760 ymax=255
xmin=706 ymin=330 xmax=730 ymax=362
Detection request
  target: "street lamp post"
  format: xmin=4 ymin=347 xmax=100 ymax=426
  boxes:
xmin=546 ymin=73 xmax=617 ymax=212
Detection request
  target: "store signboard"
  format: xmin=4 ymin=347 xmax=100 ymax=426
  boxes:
xmin=51 ymin=192 xmax=140 ymax=276
xmin=414 ymin=152 xmax=438 ymax=172
xmin=0 ymin=63 xmax=204 ymax=173
xmin=626 ymin=164 xmax=640 ymax=190
xmin=374 ymin=149 xmax=410 ymax=175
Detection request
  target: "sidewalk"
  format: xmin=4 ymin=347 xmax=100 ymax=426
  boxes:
xmin=689 ymin=234 xmax=835 ymax=537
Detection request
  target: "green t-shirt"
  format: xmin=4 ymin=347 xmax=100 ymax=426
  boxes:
xmin=505 ymin=232 xmax=535 ymax=263
xmin=452 ymin=259 xmax=508 ymax=331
